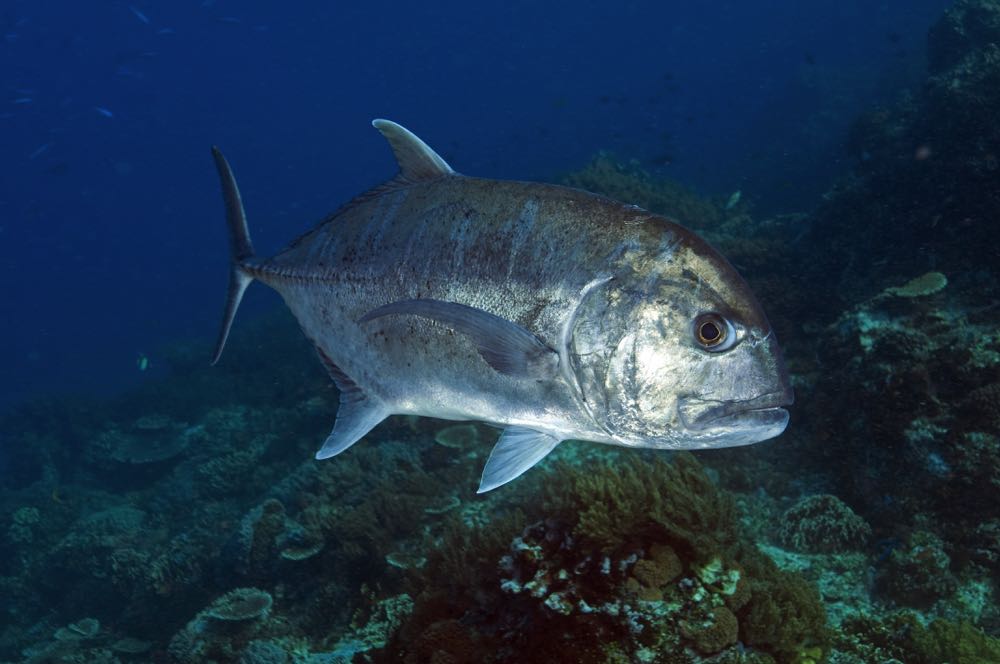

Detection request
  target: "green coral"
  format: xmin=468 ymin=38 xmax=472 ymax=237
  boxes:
xmin=879 ymin=530 xmax=957 ymax=607
xmin=383 ymin=452 xmax=827 ymax=664
xmin=549 ymin=453 xmax=828 ymax=662
xmin=776 ymin=494 xmax=872 ymax=553
xmin=837 ymin=612 xmax=1000 ymax=664
xmin=7 ymin=506 xmax=41 ymax=545
xmin=544 ymin=452 xmax=739 ymax=561
xmin=911 ymin=618 xmax=1000 ymax=664
xmin=560 ymin=152 xmax=724 ymax=230
xmin=739 ymin=557 xmax=828 ymax=661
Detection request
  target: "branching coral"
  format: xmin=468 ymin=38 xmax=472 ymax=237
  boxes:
xmin=777 ymin=494 xmax=872 ymax=553
xmin=878 ymin=530 xmax=958 ymax=608
xmin=544 ymin=452 xmax=739 ymax=561
xmin=739 ymin=556 xmax=828 ymax=660
xmin=560 ymin=153 xmax=724 ymax=231
xmin=837 ymin=611 xmax=1000 ymax=664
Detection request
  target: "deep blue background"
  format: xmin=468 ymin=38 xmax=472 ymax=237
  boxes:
xmin=1 ymin=1 xmax=951 ymax=408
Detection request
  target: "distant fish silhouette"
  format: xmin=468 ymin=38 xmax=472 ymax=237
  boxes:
xmin=128 ymin=6 xmax=150 ymax=25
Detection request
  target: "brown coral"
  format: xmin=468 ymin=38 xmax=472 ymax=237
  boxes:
xmin=402 ymin=618 xmax=482 ymax=664
xmin=960 ymin=382 xmax=1000 ymax=431
xmin=628 ymin=544 xmax=682 ymax=601
xmin=682 ymin=606 xmax=739 ymax=654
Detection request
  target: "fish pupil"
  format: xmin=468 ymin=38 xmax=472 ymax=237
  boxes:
xmin=700 ymin=321 xmax=721 ymax=343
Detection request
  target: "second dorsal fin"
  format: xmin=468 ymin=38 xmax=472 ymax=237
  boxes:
xmin=372 ymin=119 xmax=455 ymax=182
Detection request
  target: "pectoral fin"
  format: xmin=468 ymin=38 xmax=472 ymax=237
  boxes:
xmin=359 ymin=299 xmax=559 ymax=380
xmin=478 ymin=427 xmax=561 ymax=493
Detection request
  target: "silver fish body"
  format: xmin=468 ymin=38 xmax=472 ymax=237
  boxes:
xmin=211 ymin=120 xmax=792 ymax=492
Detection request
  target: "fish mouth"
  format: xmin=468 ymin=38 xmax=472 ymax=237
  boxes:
xmin=678 ymin=389 xmax=793 ymax=433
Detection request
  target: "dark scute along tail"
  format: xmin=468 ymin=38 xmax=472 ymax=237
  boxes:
xmin=210 ymin=146 xmax=256 ymax=365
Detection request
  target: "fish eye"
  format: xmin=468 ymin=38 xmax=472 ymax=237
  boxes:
xmin=693 ymin=313 xmax=735 ymax=351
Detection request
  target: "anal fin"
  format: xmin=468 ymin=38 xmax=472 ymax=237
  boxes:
xmin=478 ymin=427 xmax=561 ymax=493
xmin=313 ymin=346 xmax=387 ymax=459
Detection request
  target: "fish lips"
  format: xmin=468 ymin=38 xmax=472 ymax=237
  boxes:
xmin=677 ymin=389 xmax=793 ymax=436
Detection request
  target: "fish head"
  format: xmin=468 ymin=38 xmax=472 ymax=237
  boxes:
xmin=592 ymin=227 xmax=793 ymax=449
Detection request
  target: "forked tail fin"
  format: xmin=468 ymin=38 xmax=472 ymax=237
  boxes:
xmin=210 ymin=146 xmax=255 ymax=365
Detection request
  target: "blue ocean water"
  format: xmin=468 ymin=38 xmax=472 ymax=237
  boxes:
xmin=9 ymin=1 xmax=1000 ymax=662
xmin=2 ymin=0 xmax=948 ymax=409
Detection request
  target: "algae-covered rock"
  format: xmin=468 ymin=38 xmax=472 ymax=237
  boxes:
xmin=94 ymin=414 xmax=194 ymax=466
xmin=329 ymin=593 xmax=415 ymax=661
xmin=110 ymin=636 xmax=151 ymax=654
xmin=279 ymin=541 xmax=324 ymax=562
xmin=168 ymin=587 xmax=274 ymax=663
xmin=884 ymin=271 xmax=948 ymax=298
xmin=385 ymin=551 xmax=427 ymax=570
xmin=7 ymin=506 xmax=41 ymax=545
xmin=205 ymin=587 xmax=274 ymax=621
xmin=53 ymin=617 xmax=100 ymax=641
xmin=433 ymin=424 xmax=480 ymax=450
xmin=239 ymin=639 xmax=289 ymax=664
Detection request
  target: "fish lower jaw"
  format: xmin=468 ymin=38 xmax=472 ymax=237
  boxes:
xmin=677 ymin=390 xmax=791 ymax=431
xmin=677 ymin=407 xmax=790 ymax=449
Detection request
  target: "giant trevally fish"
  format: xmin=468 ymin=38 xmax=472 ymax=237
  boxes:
xmin=210 ymin=120 xmax=792 ymax=492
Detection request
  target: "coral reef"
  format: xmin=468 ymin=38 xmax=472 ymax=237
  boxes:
xmin=795 ymin=279 xmax=1000 ymax=570
xmin=380 ymin=453 xmax=828 ymax=664
xmin=2 ymin=3 xmax=1000 ymax=661
xmin=835 ymin=612 xmax=1000 ymax=664
xmin=168 ymin=588 xmax=276 ymax=662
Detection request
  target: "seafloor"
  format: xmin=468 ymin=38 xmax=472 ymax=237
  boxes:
xmin=3 ymin=1 xmax=1000 ymax=663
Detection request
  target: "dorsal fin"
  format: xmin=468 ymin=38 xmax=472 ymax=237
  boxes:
xmin=372 ymin=119 xmax=454 ymax=182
